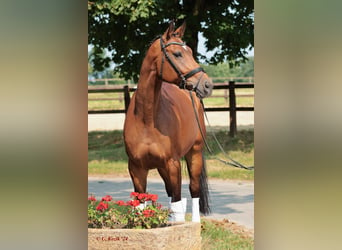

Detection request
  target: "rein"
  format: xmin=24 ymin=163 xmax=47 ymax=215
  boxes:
xmin=158 ymin=37 xmax=253 ymax=170
xmin=160 ymin=38 xmax=204 ymax=90
xmin=189 ymin=91 xmax=254 ymax=170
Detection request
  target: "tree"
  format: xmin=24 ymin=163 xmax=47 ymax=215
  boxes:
xmin=237 ymin=56 xmax=254 ymax=77
xmin=88 ymin=46 xmax=115 ymax=79
xmin=202 ymin=56 xmax=254 ymax=80
xmin=88 ymin=0 xmax=254 ymax=81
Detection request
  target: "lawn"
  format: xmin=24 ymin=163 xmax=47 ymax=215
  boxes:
xmin=88 ymin=129 xmax=254 ymax=181
xmin=201 ymin=218 xmax=254 ymax=249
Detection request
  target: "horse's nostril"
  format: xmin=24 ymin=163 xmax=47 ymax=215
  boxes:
xmin=205 ymin=81 xmax=211 ymax=88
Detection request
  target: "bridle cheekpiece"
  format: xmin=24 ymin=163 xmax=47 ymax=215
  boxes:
xmin=159 ymin=38 xmax=205 ymax=90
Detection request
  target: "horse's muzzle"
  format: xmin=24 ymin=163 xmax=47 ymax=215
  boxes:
xmin=194 ymin=78 xmax=213 ymax=99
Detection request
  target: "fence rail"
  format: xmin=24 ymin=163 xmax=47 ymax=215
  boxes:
xmin=88 ymin=80 xmax=254 ymax=136
xmin=88 ymin=76 xmax=254 ymax=85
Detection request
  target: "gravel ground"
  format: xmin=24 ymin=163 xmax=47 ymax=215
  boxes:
xmin=88 ymin=111 xmax=254 ymax=131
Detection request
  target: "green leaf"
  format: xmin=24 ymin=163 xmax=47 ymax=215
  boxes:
xmin=88 ymin=0 xmax=254 ymax=80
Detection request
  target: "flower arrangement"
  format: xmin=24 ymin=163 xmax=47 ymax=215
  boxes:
xmin=88 ymin=192 xmax=170 ymax=229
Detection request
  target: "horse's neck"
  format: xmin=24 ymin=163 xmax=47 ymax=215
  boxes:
xmin=134 ymin=62 xmax=162 ymax=127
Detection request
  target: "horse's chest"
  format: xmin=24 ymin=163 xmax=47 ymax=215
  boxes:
xmin=131 ymin=140 xmax=169 ymax=168
xmin=125 ymin=128 xmax=171 ymax=164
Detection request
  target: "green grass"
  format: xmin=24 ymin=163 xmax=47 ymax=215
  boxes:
xmin=203 ymin=89 xmax=254 ymax=108
xmin=88 ymin=92 xmax=127 ymax=110
xmin=182 ymin=215 xmax=254 ymax=249
xmin=204 ymin=129 xmax=254 ymax=180
xmin=201 ymin=218 xmax=254 ymax=249
xmin=88 ymin=130 xmax=129 ymax=175
xmin=88 ymin=129 xmax=254 ymax=180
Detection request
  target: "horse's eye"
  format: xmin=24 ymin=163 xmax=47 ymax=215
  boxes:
xmin=173 ymin=51 xmax=182 ymax=58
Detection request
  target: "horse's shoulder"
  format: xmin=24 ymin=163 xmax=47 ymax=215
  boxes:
xmin=161 ymin=83 xmax=189 ymax=103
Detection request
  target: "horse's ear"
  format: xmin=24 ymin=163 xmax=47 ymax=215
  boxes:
xmin=174 ymin=21 xmax=186 ymax=38
xmin=162 ymin=21 xmax=175 ymax=41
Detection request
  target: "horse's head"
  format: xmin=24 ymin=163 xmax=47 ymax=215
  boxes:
xmin=151 ymin=22 xmax=213 ymax=99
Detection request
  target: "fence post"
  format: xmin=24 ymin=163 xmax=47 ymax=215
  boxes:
xmin=224 ymin=81 xmax=229 ymax=104
xmin=124 ymin=85 xmax=131 ymax=113
xmin=229 ymin=81 xmax=237 ymax=137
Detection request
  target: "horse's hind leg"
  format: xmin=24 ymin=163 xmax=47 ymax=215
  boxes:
xmin=185 ymin=151 xmax=201 ymax=222
xmin=185 ymin=149 xmax=210 ymax=222
xmin=185 ymin=150 xmax=202 ymax=198
xmin=128 ymin=159 xmax=148 ymax=193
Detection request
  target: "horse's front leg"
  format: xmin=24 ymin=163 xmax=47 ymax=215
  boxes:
xmin=157 ymin=167 xmax=172 ymax=206
xmin=128 ymin=159 xmax=148 ymax=193
xmin=167 ymin=159 xmax=185 ymax=222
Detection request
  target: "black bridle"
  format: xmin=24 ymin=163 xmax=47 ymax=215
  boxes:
xmin=159 ymin=38 xmax=205 ymax=90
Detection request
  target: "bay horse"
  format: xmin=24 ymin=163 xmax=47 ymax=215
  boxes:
xmin=123 ymin=22 xmax=213 ymax=222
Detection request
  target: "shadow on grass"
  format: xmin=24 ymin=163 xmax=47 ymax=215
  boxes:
xmin=206 ymin=129 xmax=254 ymax=154
xmin=88 ymin=130 xmax=128 ymax=162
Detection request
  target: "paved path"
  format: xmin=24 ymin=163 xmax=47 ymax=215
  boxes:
xmin=88 ymin=177 xmax=254 ymax=230
xmin=88 ymin=111 xmax=254 ymax=131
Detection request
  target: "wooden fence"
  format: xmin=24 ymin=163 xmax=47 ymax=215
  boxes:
xmin=88 ymin=80 xmax=254 ymax=137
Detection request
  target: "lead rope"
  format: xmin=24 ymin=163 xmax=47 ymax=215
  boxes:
xmin=189 ymin=90 xmax=212 ymax=153
xmin=189 ymin=91 xmax=254 ymax=170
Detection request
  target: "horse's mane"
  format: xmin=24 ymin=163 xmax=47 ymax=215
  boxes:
xmin=149 ymin=35 xmax=162 ymax=47
xmin=144 ymin=35 xmax=162 ymax=55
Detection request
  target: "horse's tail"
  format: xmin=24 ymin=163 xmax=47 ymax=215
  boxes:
xmin=199 ymin=155 xmax=211 ymax=215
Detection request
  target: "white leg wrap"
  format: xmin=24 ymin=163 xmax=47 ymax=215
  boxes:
xmin=192 ymin=198 xmax=200 ymax=222
xmin=170 ymin=200 xmax=185 ymax=222
xmin=182 ymin=198 xmax=187 ymax=214
xmin=136 ymin=201 xmax=146 ymax=210
xmin=168 ymin=197 xmax=172 ymax=209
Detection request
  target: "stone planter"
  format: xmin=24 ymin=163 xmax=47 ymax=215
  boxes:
xmin=88 ymin=222 xmax=201 ymax=250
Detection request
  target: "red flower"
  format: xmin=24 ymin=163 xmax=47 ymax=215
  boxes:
xmin=137 ymin=193 xmax=148 ymax=201
xmin=101 ymin=195 xmax=112 ymax=201
xmin=148 ymin=194 xmax=158 ymax=202
xmin=96 ymin=201 xmax=109 ymax=211
xmin=116 ymin=200 xmax=126 ymax=206
xmin=88 ymin=195 xmax=96 ymax=201
xmin=130 ymin=192 xmax=139 ymax=198
xmin=142 ymin=209 xmax=155 ymax=218
xmin=132 ymin=200 xmax=140 ymax=207
xmin=127 ymin=200 xmax=140 ymax=207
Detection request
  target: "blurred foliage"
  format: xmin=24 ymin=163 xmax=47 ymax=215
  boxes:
xmin=88 ymin=56 xmax=254 ymax=82
xmin=88 ymin=0 xmax=254 ymax=81
xmin=202 ymin=56 xmax=254 ymax=79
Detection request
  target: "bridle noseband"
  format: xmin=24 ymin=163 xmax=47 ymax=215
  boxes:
xmin=159 ymin=38 xmax=205 ymax=90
